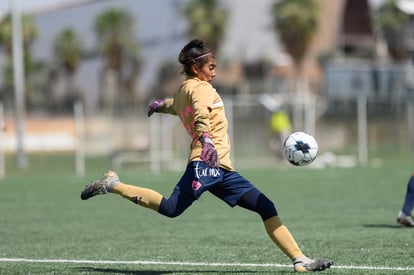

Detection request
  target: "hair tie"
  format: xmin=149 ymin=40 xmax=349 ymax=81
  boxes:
xmin=193 ymin=52 xmax=212 ymax=61
xmin=184 ymin=53 xmax=212 ymax=64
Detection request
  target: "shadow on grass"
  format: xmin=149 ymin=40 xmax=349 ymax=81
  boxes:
xmin=363 ymin=224 xmax=406 ymax=229
xmin=74 ymin=267 xmax=281 ymax=274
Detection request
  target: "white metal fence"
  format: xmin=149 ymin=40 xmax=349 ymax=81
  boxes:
xmin=0 ymin=92 xmax=412 ymax=175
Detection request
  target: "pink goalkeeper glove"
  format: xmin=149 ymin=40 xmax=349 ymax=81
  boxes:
xmin=147 ymin=99 xmax=164 ymax=117
xmin=199 ymin=133 xmax=219 ymax=168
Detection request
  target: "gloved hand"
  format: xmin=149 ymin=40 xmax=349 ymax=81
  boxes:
xmin=199 ymin=132 xmax=219 ymax=168
xmin=147 ymin=99 xmax=164 ymax=117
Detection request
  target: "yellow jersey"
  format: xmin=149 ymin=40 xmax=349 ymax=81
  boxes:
xmin=158 ymin=77 xmax=233 ymax=171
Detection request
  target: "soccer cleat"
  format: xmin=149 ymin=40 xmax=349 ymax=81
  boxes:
xmin=81 ymin=170 xmax=120 ymax=200
xmin=293 ymin=256 xmax=333 ymax=272
xmin=397 ymin=211 xmax=414 ymax=227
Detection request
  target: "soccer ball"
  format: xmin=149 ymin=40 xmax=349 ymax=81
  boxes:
xmin=283 ymin=132 xmax=318 ymax=166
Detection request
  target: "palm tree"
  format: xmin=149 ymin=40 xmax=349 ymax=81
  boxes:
xmin=94 ymin=8 xmax=140 ymax=110
xmin=53 ymin=27 xmax=83 ymax=111
xmin=374 ymin=0 xmax=408 ymax=61
xmin=272 ymin=0 xmax=319 ymax=76
xmin=272 ymin=0 xmax=319 ymax=133
xmin=95 ymin=8 xmax=134 ymax=73
xmin=54 ymin=28 xmax=82 ymax=76
xmin=183 ymin=0 xmax=228 ymax=53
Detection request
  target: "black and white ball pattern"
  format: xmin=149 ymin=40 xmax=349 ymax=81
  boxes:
xmin=283 ymin=132 xmax=318 ymax=166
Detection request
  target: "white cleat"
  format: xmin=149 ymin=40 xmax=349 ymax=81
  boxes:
xmin=81 ymin=170 xmax=120 ymax=200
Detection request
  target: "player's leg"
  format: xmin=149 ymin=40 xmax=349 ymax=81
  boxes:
xmin=115 ymin=184 xmax=194 ymax=217
xmin=401 ymin=174 xmax=414 ymax=215
xmin=397 ymin=174 xmax=414 ymax=227
xmin=158 ymin=187 xmax=194 ymax=217
xmin=210 ymin=169 xmax=332 ymax=273
xmin=81 ymin=170 xmax=163 ymax=211
xmin=237 ymin=188 xmax=332 ymax=272
xmin=209 ymin=172 xmax=304 ymax=259
xmin=236 ymin=188 xmax=303 ymax=259
xmin=81 ymin=169 xmax=194 ymax=217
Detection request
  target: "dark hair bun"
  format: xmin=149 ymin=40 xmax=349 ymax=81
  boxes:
xmin=184 ymin=39 xmax=205 ymax=51
xmin=179 ymin=39 xmax=206 ymax=64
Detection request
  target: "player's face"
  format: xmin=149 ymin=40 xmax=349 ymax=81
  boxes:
xmin=195 ymin=57 xmax=216 ymax=82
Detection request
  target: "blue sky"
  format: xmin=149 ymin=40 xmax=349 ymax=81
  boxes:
xmin=0 ymin=0 xmax=93 ymax=16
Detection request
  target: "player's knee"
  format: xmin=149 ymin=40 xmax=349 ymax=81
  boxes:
xmin=256 ymin=194 xmax=278 ymax=221
xmin=238 ymin=189 xmax=278 ymax=221
xmin=158 ymin=204 xmax=182 ymax=218
xmin=158 ymin=197 xmax=187 ymax=218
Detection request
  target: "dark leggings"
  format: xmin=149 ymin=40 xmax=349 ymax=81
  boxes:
xmin=158 ymin=187 xmax=277 ymax=220
xmin=236 ymin=188 xmax=278 ymax=221
xmin=158 ymin=188 xmax=194 ymax=218
xmin=402 ymin=175 xmax=414 ymax=215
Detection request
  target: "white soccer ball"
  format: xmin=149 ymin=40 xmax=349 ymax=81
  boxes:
xmin=283 ymin=132 xmax=318 ymax=166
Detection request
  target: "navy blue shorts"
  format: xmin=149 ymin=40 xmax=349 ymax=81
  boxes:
xmin=174 ymin=161 xmax=255 ymax=207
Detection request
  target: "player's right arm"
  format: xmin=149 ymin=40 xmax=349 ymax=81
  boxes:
xmin=147 ymin=98 xmax=177 ymax=116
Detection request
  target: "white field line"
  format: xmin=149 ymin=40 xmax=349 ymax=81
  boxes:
xmin=1 ymin=258 xmax=414 ymax=271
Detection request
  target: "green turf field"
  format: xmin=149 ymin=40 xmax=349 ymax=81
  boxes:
xmin=0 ymin=154 xmax=413 ymax=274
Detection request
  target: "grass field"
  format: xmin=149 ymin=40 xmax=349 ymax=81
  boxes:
xmin=0 ymin=153 xmax=414 ymax=274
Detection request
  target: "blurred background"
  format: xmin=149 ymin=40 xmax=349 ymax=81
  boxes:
xmin=0 ymin=0 xmax=413 ymax=175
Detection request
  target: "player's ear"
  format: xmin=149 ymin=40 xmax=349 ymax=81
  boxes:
xmin=191 ymin=63 xmax=199 ymax=76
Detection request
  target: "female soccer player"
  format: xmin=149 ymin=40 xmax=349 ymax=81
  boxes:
xmin=81 ymin=39 xmax=333 ymax=272
xmin=397 ymin=173 xmax=414 ymax=227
